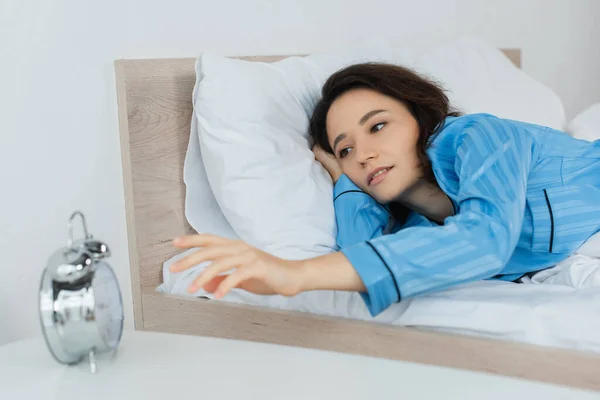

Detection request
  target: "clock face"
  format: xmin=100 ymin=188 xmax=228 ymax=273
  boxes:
xmin=92 ymin=262 xmax=124 ymax=349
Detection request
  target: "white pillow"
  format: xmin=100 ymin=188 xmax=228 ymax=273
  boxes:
xmin=193 ymin=38 xmax=394 ymax=259
xmin=183 ymin=101 xmax=240 ymax=240
xmin=392 ymin=37 xmax=566 ymax=131
xmin=566 ymin=102 xmax=600 ymax=142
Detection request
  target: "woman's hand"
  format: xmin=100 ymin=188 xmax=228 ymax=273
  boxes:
xmin=313 ymin=144 xmax=342 ymax=183
xmin=169 ymin=234 xmax=305 ymax=298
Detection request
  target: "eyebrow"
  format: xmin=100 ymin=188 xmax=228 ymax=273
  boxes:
xmin=332 ymin=109 xmax=387 ymax=153
xmin=359 ymin=109 xmax=386 ymax=125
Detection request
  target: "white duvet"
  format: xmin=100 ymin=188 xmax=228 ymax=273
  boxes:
xmin=158 ymin=240 xmax=600 ymax=354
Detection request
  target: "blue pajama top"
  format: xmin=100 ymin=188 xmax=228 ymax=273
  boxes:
xmin=334 ymin=113 xmax=600 ymax=316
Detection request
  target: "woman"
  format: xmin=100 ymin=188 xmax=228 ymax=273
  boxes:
xmin=170 ymin=63 xmax=600 ymax=317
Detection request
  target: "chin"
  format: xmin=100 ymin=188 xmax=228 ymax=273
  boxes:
xmin=369 ymin=188 xmax=399 ymax=205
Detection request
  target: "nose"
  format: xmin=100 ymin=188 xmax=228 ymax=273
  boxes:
xmin=355 ymin=141 xmax=378 ymax=165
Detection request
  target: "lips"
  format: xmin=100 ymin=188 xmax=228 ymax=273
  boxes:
xmin=367 ymin=166 xmax=393 ymax=186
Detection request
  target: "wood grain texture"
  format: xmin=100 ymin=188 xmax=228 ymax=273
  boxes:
xmin=142 ymin=291 xmax=600 ymax=391
xmin=113 ymin=49 xmax=600 ymax=391
xmin=115 ymin=58 xmax=197 ymax=295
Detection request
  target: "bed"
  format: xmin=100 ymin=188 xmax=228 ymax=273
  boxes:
xmin=114 ymin=49 xmax=600 ymax=391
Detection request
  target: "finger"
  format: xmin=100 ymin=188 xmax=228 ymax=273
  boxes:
xmin=187 ymin=252 xmax=253 ymax=293
xmin=170 ymin=241 xmax=246 ymax=272
xmin=171 ymin=241 xmax=245 ymax=272
xmin=203 ymin=275 xmax=227 ymax=293
xmin=213 ymin=263 xmax=267 ymax=299
xmin=173 ymin=234 xmax=230 ymax=249
xmin=313 ymin=145 xmax=325 ymax=156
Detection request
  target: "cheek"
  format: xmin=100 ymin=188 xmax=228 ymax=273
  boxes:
xmin=386 ymin=131 xmax=418 ymax=165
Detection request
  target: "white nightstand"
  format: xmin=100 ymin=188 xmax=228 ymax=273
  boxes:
xmin=0 ymin=330 xmax=597 ymax=399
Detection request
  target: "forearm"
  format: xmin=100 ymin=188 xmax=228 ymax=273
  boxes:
xmin=334 ymin=175 xmax=390 ymax=248
xmin=299 ymin=252 xmax=366 ymax=293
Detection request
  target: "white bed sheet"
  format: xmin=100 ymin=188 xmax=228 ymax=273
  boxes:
xmin=157 ymin=246 xmax=600 ymax=354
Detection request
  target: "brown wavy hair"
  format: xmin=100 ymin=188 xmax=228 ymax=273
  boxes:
xmin=308 ymin=62 xmax=461 ymax=223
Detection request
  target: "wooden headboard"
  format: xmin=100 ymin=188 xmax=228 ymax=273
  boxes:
xmin=114 ymin=49 xmax=521 ymax=328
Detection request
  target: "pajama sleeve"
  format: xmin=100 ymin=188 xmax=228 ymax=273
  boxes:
xmin=333 ymin=174 xmax=391 ymax=248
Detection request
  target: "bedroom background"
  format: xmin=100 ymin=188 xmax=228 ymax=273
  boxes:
xmin=1 ymin=0 xmax=599 ymax=346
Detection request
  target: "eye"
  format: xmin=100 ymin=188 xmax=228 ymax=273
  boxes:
xmin=371 ymin=122 xmax=386 ymax=133
xmin=338 ymin=147 xmax=352 ymax=159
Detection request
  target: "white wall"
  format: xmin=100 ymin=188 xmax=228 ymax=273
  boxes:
xmin=1 ymin=0 xmax=599 ymax=345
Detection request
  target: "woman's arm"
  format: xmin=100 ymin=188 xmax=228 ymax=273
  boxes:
xmin=333 ymin=174 xmax=391 ymax=248
xmin=300 ymin=251 xmax=366 ymax=292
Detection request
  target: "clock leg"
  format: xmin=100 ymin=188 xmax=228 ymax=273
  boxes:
xmin=89 ymin=349 xmax=97 ymax=373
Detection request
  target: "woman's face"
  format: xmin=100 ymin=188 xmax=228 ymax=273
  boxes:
xmin=326 ymin=88 xmax=422 ymax=204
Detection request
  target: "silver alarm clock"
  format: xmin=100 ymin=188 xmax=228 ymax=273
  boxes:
xmin=38 ymin=211 xmax=124 ymax=373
